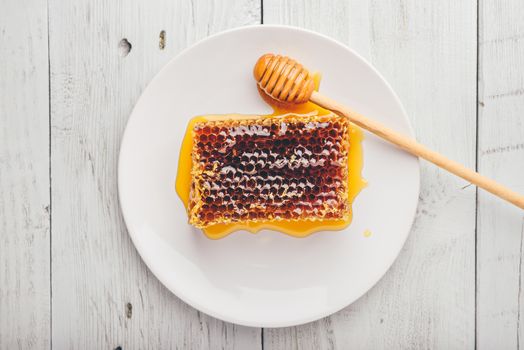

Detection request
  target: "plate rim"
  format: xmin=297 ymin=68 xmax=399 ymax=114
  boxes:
xmin=118 ymin=24 xmax=421 ymax=327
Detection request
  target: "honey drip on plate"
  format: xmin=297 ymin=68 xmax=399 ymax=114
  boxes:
xmin=175 ymin=74 xmax=366 ymax=239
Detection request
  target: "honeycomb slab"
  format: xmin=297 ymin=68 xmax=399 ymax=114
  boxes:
xmin=187 ymin=112 xmax=351 ymax=228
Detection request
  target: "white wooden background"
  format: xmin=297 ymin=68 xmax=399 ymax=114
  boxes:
xmin=1 ymin=0 xmax=523 ymax=348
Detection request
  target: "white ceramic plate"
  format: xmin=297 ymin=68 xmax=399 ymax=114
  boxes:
xmin=118 ymin=25 xmax=419 ymax=327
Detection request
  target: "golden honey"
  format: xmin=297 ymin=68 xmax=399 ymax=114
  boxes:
xmin=176 ymin=75 xmax=366 ymax=238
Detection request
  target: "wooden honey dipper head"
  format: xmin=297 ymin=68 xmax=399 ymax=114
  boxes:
xmin=254 ymin=53 xmax=315 ymax=104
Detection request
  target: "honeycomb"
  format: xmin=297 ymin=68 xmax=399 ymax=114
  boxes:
xmin=188 ymin=112 xmax=351 ymax=228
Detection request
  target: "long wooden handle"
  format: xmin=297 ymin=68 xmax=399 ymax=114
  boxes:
xmin=310 ymin=91 xmax=524 ymax=210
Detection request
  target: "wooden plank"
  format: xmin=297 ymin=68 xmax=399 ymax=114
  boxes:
xmin=263 ymin=1 xmax=477 ymax=349
xmin=49 ymin=0 xmax=262 ymax=348
xmin=477 ymin=1 xmax=524 ymax=348
xmin=0 ymin=0 xmax=50 ymax=349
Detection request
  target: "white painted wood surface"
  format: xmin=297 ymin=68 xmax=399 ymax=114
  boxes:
xmin=48 ymin=0 xmax=260 ymax=349
xmin=477 ymin=1 xmax=524 ymax=348
xmin=263 ymin=1 xmax=477 ymax=349
xmin=0 ymin=0 xmax=50 ymax=349
xmin=2 ymin=0 xmax=524 ymax=348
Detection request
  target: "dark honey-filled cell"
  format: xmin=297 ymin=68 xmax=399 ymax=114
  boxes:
xmin=188 ymin=113 xmax=351 ymax=228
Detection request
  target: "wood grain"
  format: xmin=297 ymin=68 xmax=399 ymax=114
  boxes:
xmin=263 ymin=0 xmax=477 ymax=349
xmin=48 ymin=0 xmax=261 ymax=348
xmin=477 ymin=0 xmax=524 ymax=348
xmin=0 ymin=0 xmax=50 ymax=349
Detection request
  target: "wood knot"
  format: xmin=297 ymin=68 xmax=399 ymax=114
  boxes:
xmin=126 ymin=302 xmax=132 ymax=318
xmin=118 ymin=38 xmax=132 ymax=57
xmin=159 ymin=30 xmax=166 ymax=50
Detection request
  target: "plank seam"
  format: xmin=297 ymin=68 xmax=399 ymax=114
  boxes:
xmin=518 ymin=219 xmax=524 ymax=350
xmin=46 ymin=0 xmax=52 ymax=348
xmin=260 ymin=0 xmax=264 ymax=24
xmin=475 ymin=0 xmax=480 ymax=349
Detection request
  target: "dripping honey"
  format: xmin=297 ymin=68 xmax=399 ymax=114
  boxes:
xmin=175 ymin=74 xmax=366 ymax=239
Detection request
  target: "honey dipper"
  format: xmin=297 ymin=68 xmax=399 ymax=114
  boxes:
xmin=254 ymin=53 xmax=524 ymax=210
